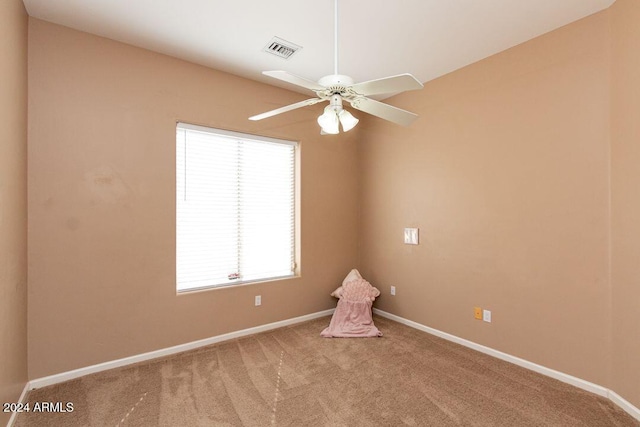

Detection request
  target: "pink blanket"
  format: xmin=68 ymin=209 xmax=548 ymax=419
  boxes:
xmin=321 ymin=278 xmax=382 ymax=338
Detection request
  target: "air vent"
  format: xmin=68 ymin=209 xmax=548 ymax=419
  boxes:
xmin=263 ymin=37 xmax=301 ymax=60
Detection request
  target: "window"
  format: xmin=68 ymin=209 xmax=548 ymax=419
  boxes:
xmin=176 ymin=123 xmax=297 ymax=292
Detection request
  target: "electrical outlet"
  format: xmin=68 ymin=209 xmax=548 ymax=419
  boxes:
xmin=474 ymin=307 xmax=482 ymax=320
xmin=390 ymin=286 xmax=396 ymax=296
xmin=483 ymin=309 xmax=491 ymax=323
xmin=255 ymin=295 xmax=261 ymax=306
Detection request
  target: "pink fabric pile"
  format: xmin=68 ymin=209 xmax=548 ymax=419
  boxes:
xmin=321 ymin=270 xmax=382 ymax=338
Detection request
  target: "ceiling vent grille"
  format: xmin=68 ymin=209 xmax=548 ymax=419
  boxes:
xmin=263 ymin=37 xmax=301 ymax=60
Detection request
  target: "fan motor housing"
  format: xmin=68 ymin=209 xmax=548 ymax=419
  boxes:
xmin=318 ymin=74 xmax=354 ymax=94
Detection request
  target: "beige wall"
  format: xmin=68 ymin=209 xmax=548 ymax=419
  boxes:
xmin=0 ymin=0 xmax=28 ymax=425
xmin=359 ymin=11 xmax=613 ymax=389
xmin=27 ymin=19 xmax=359 ymax=378
xmin=611 ymin=0 xmax=640 ymax=409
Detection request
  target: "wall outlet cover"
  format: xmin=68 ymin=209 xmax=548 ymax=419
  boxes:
xmin=483 ymin=309 xmax=492 ymax=323
xmin=474 ymin=307 xmax=482 ymax=320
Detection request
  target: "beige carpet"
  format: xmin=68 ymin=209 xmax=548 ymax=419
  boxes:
xmin=15 ymin=316 xmax=639 ymax=426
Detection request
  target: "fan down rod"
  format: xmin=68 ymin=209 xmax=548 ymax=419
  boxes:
xmin=334 ymin=0 xmax=338 ymax=75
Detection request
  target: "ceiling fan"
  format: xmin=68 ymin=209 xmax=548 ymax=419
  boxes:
xmin=249 ymin=0 xmax=424 ymax=134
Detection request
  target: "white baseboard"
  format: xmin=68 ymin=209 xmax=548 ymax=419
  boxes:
xmin=7 ymin=382 xmax=30 ymax=427
xmin=608 ymin=390 xmax=640 ymax=422
xmin=373 ymin=308 xmax=640 ymax=422
xmin=28 ymin=309 xmax=334 ymax=391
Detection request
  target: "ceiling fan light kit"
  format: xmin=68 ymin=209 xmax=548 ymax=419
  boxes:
xmin=317 ymin=94 xmax=359 ymax=134
xmin=249 ymin=0 xmax=424 ymax=134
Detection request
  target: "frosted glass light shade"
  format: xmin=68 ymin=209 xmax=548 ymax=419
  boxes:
xmin=339 ymin=109 xmax=359 ymax=132
xmin=317 ymin=106 xmax=339 ymax=134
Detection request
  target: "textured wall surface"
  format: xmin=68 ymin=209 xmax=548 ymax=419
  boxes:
xmin=611 ymin=0 xmax=640 ymax=409
xmin=359 ymin=11 xmax=612 ymax=388
xmin=28 ymin=19 xmax=360 ymax=378
xmin=0 ymin=0 xmax=28 ymax=425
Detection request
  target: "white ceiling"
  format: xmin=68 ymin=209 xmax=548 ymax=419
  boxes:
xmin=23 ymin=0 xmax=615 ymax=97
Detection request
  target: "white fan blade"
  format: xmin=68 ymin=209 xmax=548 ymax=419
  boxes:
xmin=350 ymin=73 xmax=423 ymax=96
xmin=263 ymin=71 xmax=325 ymax=92
xmin=349 ymin=97 xmax=418 ymax=126
xmin=249 ymin=98 xmax=324 ymax=121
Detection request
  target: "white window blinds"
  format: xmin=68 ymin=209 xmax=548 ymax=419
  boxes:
xmin=176 ymin=123 xmax=296 ymax=292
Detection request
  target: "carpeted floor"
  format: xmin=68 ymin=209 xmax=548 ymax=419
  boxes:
xmin=14 ymin=316 xmax=639 ymax=426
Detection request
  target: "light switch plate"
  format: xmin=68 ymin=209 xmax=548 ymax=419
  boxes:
xmin=404 ymin=228 xmax=419 ymax=245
